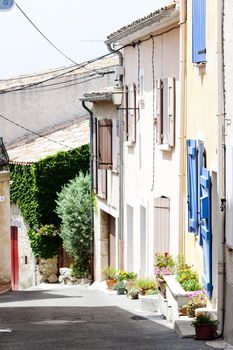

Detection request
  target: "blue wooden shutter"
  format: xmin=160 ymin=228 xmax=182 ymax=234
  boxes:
xmin=192 ymin=0 xmax=206 ymax=63
xmin=187 ymin=139 xmax=198 ymax=233
xmin=198 ymin=141 xmax=204 ymax=245
xmin=200 ymin=167 xmax=212 ymax=298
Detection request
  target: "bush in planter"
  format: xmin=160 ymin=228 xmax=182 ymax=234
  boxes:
xmin=113 ymin=281 xmax=126 ymax=295
xmin=145 ymin=289 xmax=158 ymax=296
xmin=102 ymin=266 xmax=116 ymax=289
xmin=127 ymin=287 xmax=140 ymax=299
xmin=136 ymin=279 xmax=157 ymax=295
xmin=185 ymin=290 xmax=207 ymax=317
xmin=191 ymin=312 xmax=217 ymax=340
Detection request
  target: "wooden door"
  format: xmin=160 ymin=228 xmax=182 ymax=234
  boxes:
xmin=154 ymin=197 xmax=170 ymax=254
xmin=108 ymin=215 xmax=116 ymax=267
xmin=11 ymin=226 xmax=19 ymax=290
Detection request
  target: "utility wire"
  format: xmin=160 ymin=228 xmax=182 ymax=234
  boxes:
xmin=16 ymin=2 xmax=80 ymax=66
xmin=15 ymin=3 xmax=101 ymax=74
xmin=0 ymin=113 xmax=73 ymax=150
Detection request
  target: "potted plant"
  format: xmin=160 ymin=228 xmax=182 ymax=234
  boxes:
xmin=113 ymin=281 xmax=126 ymax=295
xmin=102 ymin=266 xmax=116 ymax=289
xmin=136 ymin=279 xmax=157 ymax=295
xmin=154 ymin=252 xmax=175 ymax=296
xmin=191 ymin=312 xmax=218 ymax=340
xmin=127 ymin=287 xmax=140 ymax=300
xmin=185 ymin=290 xmax=207 ymax=317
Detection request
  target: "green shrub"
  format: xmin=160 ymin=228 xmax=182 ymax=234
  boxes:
xmin=136 ymin=279 xmax=157 ymax=291
xmin=56 ymin=173 xmax=92 ymax=277
xmin=102 ymin=266 xmax=116 ymax=280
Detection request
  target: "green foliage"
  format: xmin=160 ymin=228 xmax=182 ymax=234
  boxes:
xmin=102 ymin=266 xmax=116 ymax=280
xmin=28 ymin=226 xmax=61 ymax=259
xmin=155 ymin=253 xmax=175 ymax=269
xmin=136 ymin=279 xmax=157 ymax=291
xmin=10 ymin=145 xmax=90 ymax=259
xmin=191 ymin=313 xmax=218 ymax=327
xmin=56 ymin=173 xmax=92 ymax=277
xmin=115 ymin=270 xmax=137 ymax=281
xmin=145 ymin=289 xmax=158 ymax=296
xmin=176 ymin=268 xmax=202 ymax=291
xmin=113 ymin=281 xmax=125 ymax=290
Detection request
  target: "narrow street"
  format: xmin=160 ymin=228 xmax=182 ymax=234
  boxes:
xmin=0 ymin=285 xmax=217 ymax=350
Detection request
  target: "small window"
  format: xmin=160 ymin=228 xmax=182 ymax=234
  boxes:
xmin=192 ymin=0 xmax=206 ymax=63
xmin=155 ymin=77 xmax=175 ymax=147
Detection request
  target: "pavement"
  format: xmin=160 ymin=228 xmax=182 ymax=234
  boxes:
xmin=0 ymin=283 xmax=231 ymax=350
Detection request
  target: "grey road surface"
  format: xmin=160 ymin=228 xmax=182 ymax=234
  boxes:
xmin=0 ymin=284 xmax=217 ymax=350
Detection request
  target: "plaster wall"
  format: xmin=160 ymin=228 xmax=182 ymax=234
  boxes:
xmin=10 ymin=203 xmax=35 ymax=289
xmin=1 ymin=67 xmax=115 ymax=146
xmin=0 ymin=172 xmax=11 ymax=284
xmin=122 ymin=27 xmax=180 ymax=277
xmin=185 ymin=0 xmax=218 ymax=291
xmin=223 ymin=0 xmax=233 ymax=344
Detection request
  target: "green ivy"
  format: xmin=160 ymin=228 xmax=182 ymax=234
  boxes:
xmin=10 ymin=144 xmax=90 ymax=258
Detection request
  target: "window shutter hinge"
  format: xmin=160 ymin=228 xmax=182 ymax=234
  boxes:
xmin=220 ymin=198 xmax=226 ymax=212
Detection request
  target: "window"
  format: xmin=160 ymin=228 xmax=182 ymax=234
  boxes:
xmin=156 ymin=77 xmax=175 ymax=147
xmin=192 ymin=0 xmax=206 ymax=63
xmin=124 ymin=84 xmax=137 ymax=144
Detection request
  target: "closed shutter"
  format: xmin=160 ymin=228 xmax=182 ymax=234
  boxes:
xmin=124 ymin=85 xmax=129 ymax=141
xmin=200 ymin=167 xmax=212 ymax=298
xmin=98 ymin=119 xmax=112 ymax=169
xmin=156 ymin=79 xmax=162 ymax=144
xmin=198 ymin=141 xmax=205 ymax=245
xmin=187 ymin=139 xmax=198 ymax=233
xmin=112 ymin=119 xmax=119 ymax=171
xmin=154 ymin=197 xmax=170 ymax=254
xmin=168 ymin=77 xmax=175 ymax=147
xmin=128 ymin=83 xmax=136 ymax=144
xmin=192 ymin=0 xmax=206 ymax=63
xmin=97 ymin=169 xmax=107 ymax=199
xmin=93 ymin=117 xmax=97 ymax=194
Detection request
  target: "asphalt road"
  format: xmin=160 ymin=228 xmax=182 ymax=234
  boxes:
xmin=0 ymin=284 xmax=217 ymax=350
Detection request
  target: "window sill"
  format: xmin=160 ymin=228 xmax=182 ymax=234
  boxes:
xmin=158 ymin=144 xmax=172 ymax=152
xmin=125 ymin=141 xmax=136 ymax=147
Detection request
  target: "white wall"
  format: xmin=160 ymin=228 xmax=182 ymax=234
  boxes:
xmin=122 ymin=27 xmax=180 ymax=276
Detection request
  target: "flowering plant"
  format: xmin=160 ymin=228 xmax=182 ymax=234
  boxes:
xmin=154 ymin=266 xmax=173 ymax=278
xmin=188 ymin=290 xmax=207 ymax=306
xmin=191 ymin=312 xmax=217 ymax=327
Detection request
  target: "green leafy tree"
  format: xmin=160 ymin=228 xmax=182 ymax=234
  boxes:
xmin=56 ymin=173 xmax=92 ymax=277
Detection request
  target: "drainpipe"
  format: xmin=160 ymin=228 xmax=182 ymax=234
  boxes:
xmin=178 ymin=0 xmax=187 ymax=255
xmin=81 ymin=101 xmax=94 ymax=283
xmin=216 ymin=0 xmax=225 ymax=336
xmin=105 ymin=41 xmax=124 ymax=269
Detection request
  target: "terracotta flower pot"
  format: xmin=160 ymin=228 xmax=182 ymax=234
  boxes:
xmin=194 ymin=324 xmax=216 ymax=340
xmin=106 ymin=279 xmax=116 ymax=289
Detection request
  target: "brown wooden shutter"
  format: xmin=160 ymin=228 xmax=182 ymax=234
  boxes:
xmin=156 ymin=79 xmax=162 ymax=144
xmin=168 ymin=77 xmax=175 ymax=147
xmin=98 ymin=119 xmax=112 ymax=169
xmin=124 ymin=85 xmax=129 ymax=141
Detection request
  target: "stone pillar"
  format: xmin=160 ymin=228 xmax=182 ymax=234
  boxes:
xmin=0 ymin=171 xmax=11 ymax=284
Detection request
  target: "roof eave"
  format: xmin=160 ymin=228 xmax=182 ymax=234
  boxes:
xmin=80 ymin=93 xmax=113 ymax=103
xmin=105 ymin=8 xmax=180 ymax=46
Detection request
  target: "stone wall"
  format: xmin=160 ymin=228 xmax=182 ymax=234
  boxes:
xmin=39 ymin=257 xmax=58 ymax=283
xmin=11 ymin=203 xmax=35 ymax=289
xmin=0 ymin=172 xmax=11 ymax=285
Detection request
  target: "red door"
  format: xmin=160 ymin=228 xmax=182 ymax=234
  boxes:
xmin=11 ymin=226 xmax=19 ymax=290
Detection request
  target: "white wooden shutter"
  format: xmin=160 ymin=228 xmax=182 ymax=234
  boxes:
xmin=128 ymin=83 xmax=136 ymax=144
xmin=154 ymin=197 xmax=170 ymax=254
xmin=168 ymin=77 xmax=175 ymax=147
xmin=124 ymin=85 xmax=129 ymax=141
xmin=97 ymin=169 xmax=107 ymax=199
xmin=156 ymin=79 xmax=162 ymax=144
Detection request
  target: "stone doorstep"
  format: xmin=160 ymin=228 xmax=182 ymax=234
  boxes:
xmin=174 ymin=318 xmax=195 ymax=338
xmin=0 ymin=283 xmax=11 ymax=294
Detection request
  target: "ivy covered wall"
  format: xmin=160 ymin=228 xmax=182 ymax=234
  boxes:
xmin=10 ymin=144 xmax=90 ymax=258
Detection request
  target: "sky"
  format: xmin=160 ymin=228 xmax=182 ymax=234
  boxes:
xmin=0 ymin=0 xmax=170 ymax=79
